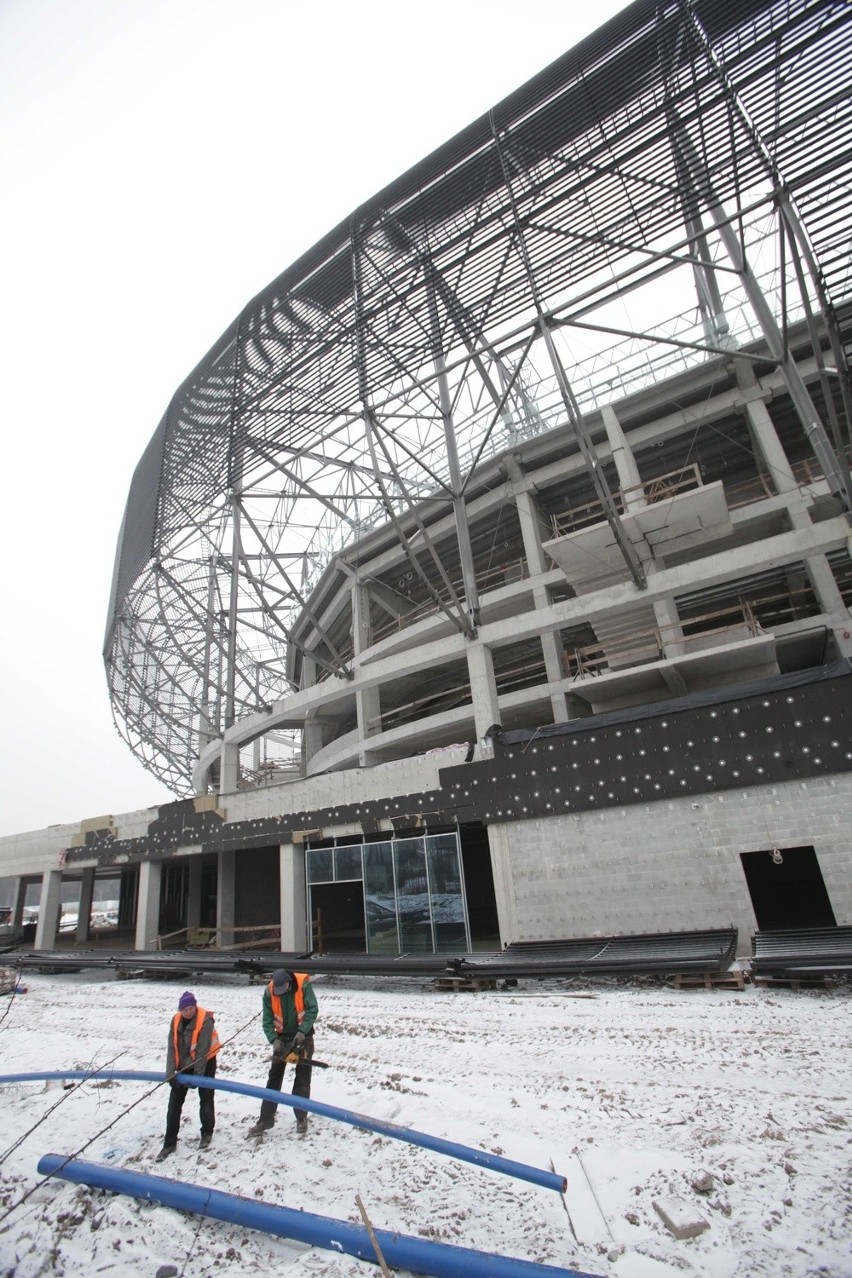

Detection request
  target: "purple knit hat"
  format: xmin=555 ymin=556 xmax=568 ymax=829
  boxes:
xmin=178 ymin=991 xmax=196 ymax=1011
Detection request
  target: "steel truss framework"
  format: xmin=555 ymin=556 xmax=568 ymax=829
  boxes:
xmin=106 ymin=0 xmax=852 ymax=794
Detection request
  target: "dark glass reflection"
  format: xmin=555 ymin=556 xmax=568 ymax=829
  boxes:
xmin=335 ymin=845 xmax=363 ymax=882
xmin=427 ymin=834 xmax=468 ymax=951
xmin=307 ymin=834 xmax=470 ymax=954
xmin=363 ymin=842 xmax=398 ymax=953
xmin=307 ymin=848 xmax=333 ymax=883
xmin=393 ymin=838 xmax=432 ymax=953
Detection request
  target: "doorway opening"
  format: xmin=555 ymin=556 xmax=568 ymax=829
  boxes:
xmin=311 ymin=880 xmax=366 ymax=953
xmin=740 ymin=845 xmax=837 ymax=930
xmin=459 ymin=823 xmax=500 ymax=949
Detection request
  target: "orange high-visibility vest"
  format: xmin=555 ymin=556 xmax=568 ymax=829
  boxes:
xmin=171 ymin=1006 xmax=220 ymax=1066
xmin=268 ymin=973 xmax=309 ymax=1035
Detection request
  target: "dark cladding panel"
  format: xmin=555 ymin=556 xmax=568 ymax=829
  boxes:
xmin=441 ymin=675 xmax=852 ymax=821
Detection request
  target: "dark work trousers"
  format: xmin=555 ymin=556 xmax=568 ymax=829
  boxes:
xmin=259 ymin=1034 xmax=314 ymax=1125
xmin=164 ymin=1055 xmax=217 ymax=1146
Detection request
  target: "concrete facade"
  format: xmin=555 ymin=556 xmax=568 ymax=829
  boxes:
xmin=498 ymin=776 xmax=852 ymax=949
xmin=2 ymin=699 xmax=851 ymax=954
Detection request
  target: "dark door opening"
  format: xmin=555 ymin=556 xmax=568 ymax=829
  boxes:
xmin=234 ymin=846 xmax=281 ymax=947
xmin=200 ymin=859 xmax=218 ymax=928
xmin=311 ymin=881 xmax=366 ymax=953
xmin=159 ymin=863 xmax=189 ymax=939
xmin=459 ymin=823 xmax=500 ymax=950
xmin=740 ymin=845 xmax=837 ymax=931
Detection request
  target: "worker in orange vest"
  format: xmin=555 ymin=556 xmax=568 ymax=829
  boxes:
xmin=157 ymin=990 xmax=220 ymax=1161
xmin=247 ymin=968 xmax=318 ymax=1137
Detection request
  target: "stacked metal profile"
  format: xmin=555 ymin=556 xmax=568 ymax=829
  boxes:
xmin=12 ymin=926 xmax=738 ymax=978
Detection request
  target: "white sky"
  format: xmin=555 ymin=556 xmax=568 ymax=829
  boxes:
xmin=0 ymin=0 xmax=632 ymax=837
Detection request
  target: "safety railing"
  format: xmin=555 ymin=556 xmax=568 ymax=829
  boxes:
xmin=369 ymin=557 xmax=529 ymax=646
xmin=563 ymin=600 xmax=763 ymax=679
xmin=157 ymin=924 xmax=282 ymax=951
xmin=549 ymin=464 xmax=704 ymax=537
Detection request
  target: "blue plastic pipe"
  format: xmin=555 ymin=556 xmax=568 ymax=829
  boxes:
xmin=0 ymin=1070 xmax=566 ymax=1194
xmin=37 ymin=1155 xmax=601 ymax=1278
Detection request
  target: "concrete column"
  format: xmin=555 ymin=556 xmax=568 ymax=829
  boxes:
xmin=304 ymin=712 xmax=325 ymax=767
xmin=34 ymin=870 xmax=62 ymax=951
xmin=782 ymin=507 xmax=852 ymax=655
xmin=601 ymin=404 xmax=643 ymax=507
xmin=736 ymin=367 xmax=850 ymax=654
xmin=513 ymin=485 xmax=569 ymax=723
xmin=302 ymin=655 xmax=324 ymax=767
xmin=216 ymin=849 xmax=236 ymax=947
xmin=219 ymin=742 xmax=239 ymax=795
xmin=11 ymin=876 xmax=27 ymax=928
xmin=486 ymin=823 xmax=518 ymax=945
xmin=279 ymin=842 xmax=308 ymax=952
xmin=742 ymin=388 xmax=799 ymax=496
xmin=186 ymin=857 xmax=203 ymax=932
xmin=353 ymin=580 xmax=381 ymax=766
xmin=135 ymin=861 xmax=162 ymax=951
xmin=804 ymin=551 xmax=850 ymax=621
xmin=512 ymin=482 xmax=550 ymax=578
xmin=652 ymin=591 xmax=685 ymax=658
xmin=466 ymin=640 xmax=502 ymax=745
xmin=76 ymin=867 xmax=96 ymax=943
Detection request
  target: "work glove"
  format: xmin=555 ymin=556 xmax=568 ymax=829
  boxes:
xmin=292 ymin=1031 xmax=306 ymax=1051
xmin=271 ymin=1037 xmax=286 ymax=1060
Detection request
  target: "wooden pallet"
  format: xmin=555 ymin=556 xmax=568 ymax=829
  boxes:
xmin=433 ymin=975 xmax=497 ymax=993
xmin=672 ymin=971 xmax=745 ymax=991
xmin=751 ymin=973 xmax=828 ymax=989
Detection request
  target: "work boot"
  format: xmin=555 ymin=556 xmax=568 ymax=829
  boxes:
xmin=296 ymin=1116 xmax=308 ymax=1135
xmin=199 ymin=1132 xmax=212 ymax=1149
xmin=155 ymin=1144 xmax=176 ymax=1162
xmin=247 ymin=1119 xmax=273 ymax=1138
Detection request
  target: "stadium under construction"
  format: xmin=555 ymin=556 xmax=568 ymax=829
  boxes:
xmin=2 ymin=0 xmax=852 ymax=966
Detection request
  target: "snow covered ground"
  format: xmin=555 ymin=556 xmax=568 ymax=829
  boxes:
xmin=0 ymin=969 xmax=849 ymax=1277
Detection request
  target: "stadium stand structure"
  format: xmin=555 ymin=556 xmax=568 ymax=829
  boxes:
xmin=2 ymin=0 xmax=852 ymax=960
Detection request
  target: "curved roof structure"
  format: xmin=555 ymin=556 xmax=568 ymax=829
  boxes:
xmin=106 ymin=0 xmax=852 ymax=794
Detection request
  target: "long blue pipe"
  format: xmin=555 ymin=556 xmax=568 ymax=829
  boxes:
xmin=36 ymin=1155 xmax=602 ymax=1278
xmin=0 ymin=1070 xmax=566 ymax=1194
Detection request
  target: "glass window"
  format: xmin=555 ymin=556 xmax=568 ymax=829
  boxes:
xmin=363 ymin=842 xmax=398 ymax=953
xmin=307 ymin=848 xmax=333 ymax=883
xmin=394 ymin=838 xmax=432 ymax=953
xmin=335 ymin=845 xmax=363 ymax=882
xmin=426 ymin=834 xmax=469 ymax=952
xmin=307 ymin=833 xmax=469 ymax=956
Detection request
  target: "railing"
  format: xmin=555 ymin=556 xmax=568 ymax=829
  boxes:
xmin=549 ymin=464 xmax=703 ymax=538
xmin=368 ymin=557 xmax=529 ymax=646
xmin=237 ymin=762 xmax=303 ymax=790
xmin=369 ymin=678 xmax=471 ymax=733
xmin=748 ymin=586 xmax=822 ymax=629
xmin=563 ymin=600 xmax=763 ymax=679
xmin=157 ymin=924 xmax=282 ymax=951
xmin=369 ymin=647 xmax=553 ymax=734
xmin=724 ymin=472 xmax=776 ymax=509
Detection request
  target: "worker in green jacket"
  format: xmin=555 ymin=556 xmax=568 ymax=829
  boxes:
xmin=247 ymin=968 xmax=318 ymax=1137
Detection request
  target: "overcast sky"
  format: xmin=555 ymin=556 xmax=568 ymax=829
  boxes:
xmin=0 ymin=0 xmax=631 ymax=838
